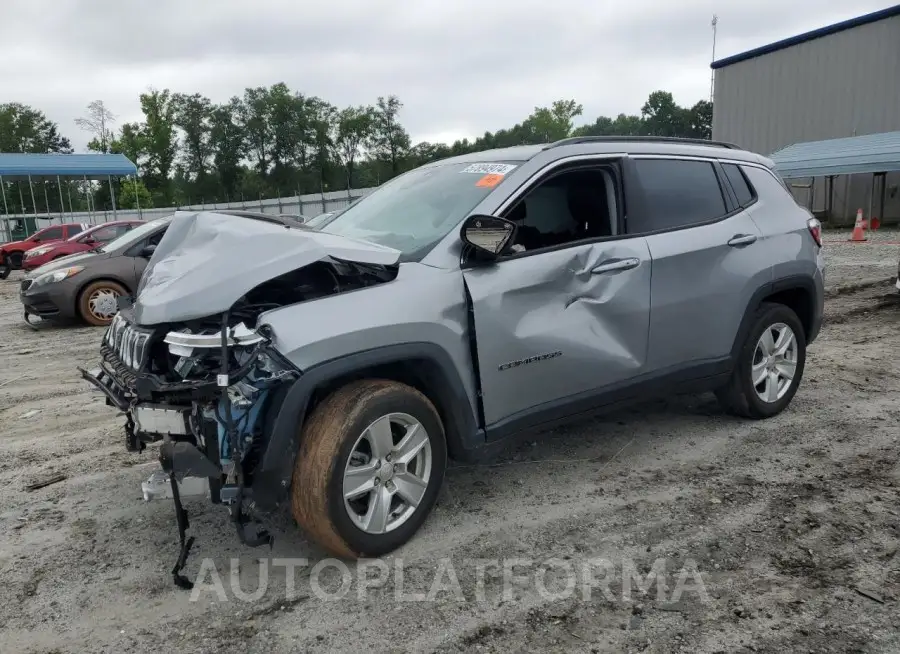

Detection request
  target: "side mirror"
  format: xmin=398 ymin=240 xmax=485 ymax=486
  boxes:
xmin=140 ymin=243 xmax=157 ymax=258
xmin=460 ymin=214 xmax=517 ymax=259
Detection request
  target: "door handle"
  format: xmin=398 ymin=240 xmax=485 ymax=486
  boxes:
xmin=591 ymin=257 xmax=640 ymax=274
xmin=727 ymin=234 xmax=757 ymax=247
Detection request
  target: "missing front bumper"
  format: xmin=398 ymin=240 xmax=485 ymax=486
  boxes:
xmin=79 ymin=366 xmax=131 ymax=411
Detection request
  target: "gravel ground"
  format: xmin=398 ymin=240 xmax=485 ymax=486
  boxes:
xmin=1 ymin=235 xmax=899 ymax=654
xmin=821 ymin=226 xmax=900 ymax=289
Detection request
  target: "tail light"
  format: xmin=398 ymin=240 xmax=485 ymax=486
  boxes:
xmin=807 ymin=217 xmax=822 ymax=248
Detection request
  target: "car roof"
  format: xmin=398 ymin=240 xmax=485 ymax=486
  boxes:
xmin=420 ymin=136 xmax=769 ymax=169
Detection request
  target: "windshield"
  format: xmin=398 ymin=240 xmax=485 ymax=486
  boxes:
xmin=321 ymin=161 xmax=518 ymax=260
xmin=98 ymin=216 xmax=171 ymax=253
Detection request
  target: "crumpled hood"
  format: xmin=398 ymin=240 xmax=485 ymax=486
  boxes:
xmin=132 ymin=210 xmax=400 ymax=325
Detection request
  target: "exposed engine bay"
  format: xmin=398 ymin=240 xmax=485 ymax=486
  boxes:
xmin=80 ymin=254 xmax=398 ymax=588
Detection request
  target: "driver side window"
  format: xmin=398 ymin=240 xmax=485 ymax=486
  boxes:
xmin=500 ymin=165 xmax=619 ymax=254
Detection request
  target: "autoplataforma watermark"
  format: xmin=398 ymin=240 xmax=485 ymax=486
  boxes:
xmin=189 ymin=555 xmax=710 ymax=604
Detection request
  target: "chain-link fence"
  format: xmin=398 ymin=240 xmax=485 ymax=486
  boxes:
xmin=1 ymin=186 xmax=376 ymax=241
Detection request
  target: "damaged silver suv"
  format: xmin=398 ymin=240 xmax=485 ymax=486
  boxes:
xmin=82 ymin=136 xmax=825 ymax=586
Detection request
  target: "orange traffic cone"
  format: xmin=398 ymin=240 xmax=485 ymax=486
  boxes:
xmin=849 ymin=209 xmax=867 ymax=242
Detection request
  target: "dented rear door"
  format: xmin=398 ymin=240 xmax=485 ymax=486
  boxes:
xmin=463 ymin=238 xmax=651 ymax=428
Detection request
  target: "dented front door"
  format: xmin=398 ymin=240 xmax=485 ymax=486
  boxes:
xmin=463 ymin=237 xmax=652 ymax=429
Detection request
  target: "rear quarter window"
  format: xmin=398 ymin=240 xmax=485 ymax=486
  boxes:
xmin=722 ymin=163 xmax=756 ymax=207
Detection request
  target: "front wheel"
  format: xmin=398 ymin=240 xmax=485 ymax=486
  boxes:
xmin=292 ymin=379 xmax=447 ymax=558
xmin=716 ymin=302 xmax=807 ymax=418
xmin=77 ymin=280 xmax=127 ymax=326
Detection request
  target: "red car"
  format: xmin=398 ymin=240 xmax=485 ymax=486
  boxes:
xmin=21 ymin=221 xmax=144 ymax=272
xmin=0 ymin=223 xmax=89 ymax=279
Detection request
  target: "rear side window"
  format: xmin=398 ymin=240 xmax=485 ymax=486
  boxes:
xmin=722 ymin=163 xmax=755 ymax=207
xmin=629 ymin=159 xmax=727 ymax=234
xmin=67 ymin=224 xmax=85 ymax=236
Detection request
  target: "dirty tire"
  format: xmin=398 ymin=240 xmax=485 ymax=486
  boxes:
xmin=8 ymin=252 xmax=23 ymax=270
xmin=291 ymin=379 xmax=447 ymax=559
xmin=716 ymin=301 xmax=807 ymax=419
xmin=77 ymin=280 xmax=127 ymax=326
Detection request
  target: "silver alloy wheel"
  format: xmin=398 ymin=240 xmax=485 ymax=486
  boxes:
xmin=342 ymin=412 xmax=432 ymax=535
xmin=88 ymin=288 xmax=120 ymax=321
xmin=752 ymin=322 xmax=798 ymax=403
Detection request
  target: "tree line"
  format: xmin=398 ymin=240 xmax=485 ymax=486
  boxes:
xmin=0 ymin=88 xmax=711 ymax=214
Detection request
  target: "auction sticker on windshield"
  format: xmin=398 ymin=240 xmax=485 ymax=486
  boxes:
xmin=475 ymin=174 xmax=505 ymax=188
xmin=459 ymin=163 xmax=517 ymax=175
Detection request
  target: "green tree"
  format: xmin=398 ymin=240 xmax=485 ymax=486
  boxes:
xmin=118 ymin=178 xmax=153 ymax=209
xmin=172 ymin=93 xmax=213 ymax=186
xmin=139 ymin=88 xmax=177 ymax=204
xmin=307 ymin=97 xmax=337 ymax=191
xmin=240 ymin=85 xmax=276 ymax=177
xmin=209 ymin=98 xmax=245 ymax=200
xmin=334 ymin=105 xmax=374 ymax=189
xmin=110 ymin=122 xmax=146 ymax=168
xmin=369 ymin=95 xmax=410 ymax=174
xmin=0 ymin=103 xmax=72 ymax=153
xmin=641 ymin=91 xmax=689 ymax=137
xmin=686 ymin=100 xmax=713 ymax=140
xmin=521 ymin=99 xmax=583 ymax=142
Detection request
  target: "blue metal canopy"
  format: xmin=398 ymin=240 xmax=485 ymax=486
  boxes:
xmin=0 ymin=153 xmax=137 ymax=179
xmin=770 ymin=131 xmax=900 ymax=179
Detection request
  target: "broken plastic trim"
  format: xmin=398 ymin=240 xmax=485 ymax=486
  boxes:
xmin=164 ymin=323 xmax=265 ymax=352
xmin=169 ymin=471 xmax=195 ymax=590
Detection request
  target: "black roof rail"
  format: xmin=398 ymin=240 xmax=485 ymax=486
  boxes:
xmin=544 ymin=135 xmax=743 ymax=150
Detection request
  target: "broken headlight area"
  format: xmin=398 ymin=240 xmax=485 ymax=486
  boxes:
xmin=94 ymin=310 xmax=299 ymax=589
xmin=90 ymin=258 xmax=398 ymax=588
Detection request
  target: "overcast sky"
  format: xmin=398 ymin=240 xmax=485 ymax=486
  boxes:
xmin=1 ymin=0 xmax=893 ymax=151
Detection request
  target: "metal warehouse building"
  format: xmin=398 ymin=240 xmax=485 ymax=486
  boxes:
xmin=711 ymin=5 xmax=900 ymax=224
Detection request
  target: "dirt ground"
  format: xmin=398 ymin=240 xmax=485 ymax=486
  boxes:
xmin=1 ymin=232 xmax=900 ymax=654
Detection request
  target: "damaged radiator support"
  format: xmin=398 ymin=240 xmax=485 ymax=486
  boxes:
xmin=219 ymin=312 xmax=275 ymax=552
xmin=168 ymin=312 xmax=275 ymax=590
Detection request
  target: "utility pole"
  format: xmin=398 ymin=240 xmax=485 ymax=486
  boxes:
xmin=710 ymin=14 xmax=719 ymax=103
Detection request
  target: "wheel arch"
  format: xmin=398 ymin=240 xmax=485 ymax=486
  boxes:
xmin=252 ymin=342 xmax=482 ymax=513
xmin=731 ymin=275 xmax=818 ymax=361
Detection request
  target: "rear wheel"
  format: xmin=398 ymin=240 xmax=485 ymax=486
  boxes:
xmin=716 ymin=302 xmax=806 ymax=418
xmin=77 ymin=280 xmax=126 ymax=326
xmin=291 ymin=379 xmax=447 ymax=558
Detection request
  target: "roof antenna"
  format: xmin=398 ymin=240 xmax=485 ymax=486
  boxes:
xmin=710 ymin=14 xmax=719 ymax=103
